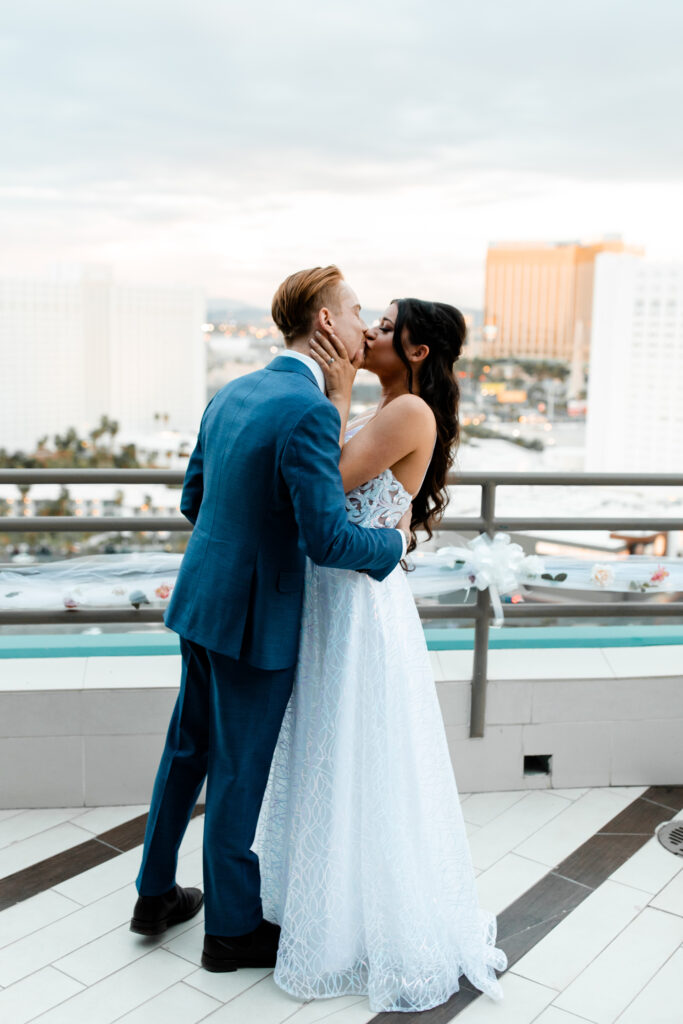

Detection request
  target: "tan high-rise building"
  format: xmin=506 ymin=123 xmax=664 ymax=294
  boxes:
xmin=482 ymin=239 xmax=644 ymax=365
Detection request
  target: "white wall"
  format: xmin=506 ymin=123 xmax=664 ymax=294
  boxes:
xmin=0 ymin=280 xmax=88 ymax=449
xmin=109 ymin=286 xmax=206 ymax=436
xmin=1 ymin=647 xmax=680 ymax=806
xmin=586 ymin=253 xmax=683 ymax=472
xmin=0 ymin=271 xmax=206 ymax=451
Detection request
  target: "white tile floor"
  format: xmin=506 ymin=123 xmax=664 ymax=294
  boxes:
xmin=0 ymin=789 xmax=680 ymax=1023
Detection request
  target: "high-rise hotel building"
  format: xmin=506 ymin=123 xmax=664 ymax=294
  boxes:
xmin=482 ymin=239 xmax=644 ymax=364
xmin=0 ymin=267 xmax=206 ymax=451
xmin=585 ymin=253 xmax=683 ymax=473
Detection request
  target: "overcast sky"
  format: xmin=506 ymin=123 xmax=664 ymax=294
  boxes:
xmin=1 ymin=0 xmax=682 ymax=309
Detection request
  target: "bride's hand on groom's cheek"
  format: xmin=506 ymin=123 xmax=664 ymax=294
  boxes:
xmin=309 ymin=328 xmax=356 ymax=401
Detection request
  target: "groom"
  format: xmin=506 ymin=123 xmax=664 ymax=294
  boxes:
xmin=131 ymin=265 xmax=408 ymax=972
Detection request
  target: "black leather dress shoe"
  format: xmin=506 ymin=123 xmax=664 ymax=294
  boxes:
xmin=130 ymin=884 xmax=203 ymax=935
xmin=202 ymin=919 xmax=281 ymax=972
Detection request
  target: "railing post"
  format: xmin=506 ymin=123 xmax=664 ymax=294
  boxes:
xmin=470 ymin=482 xmax=496 ymax=738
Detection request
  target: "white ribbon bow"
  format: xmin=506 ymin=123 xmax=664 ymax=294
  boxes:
xmin=437 ymin=533 xmax=546 ymax=626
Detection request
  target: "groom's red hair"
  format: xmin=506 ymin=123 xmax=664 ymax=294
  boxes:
xmin=271 ymin=265 xmax=344 ymax=344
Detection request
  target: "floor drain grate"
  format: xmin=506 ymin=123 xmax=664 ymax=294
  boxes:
xmin=656 ymin=821 xmax=683 ymax=857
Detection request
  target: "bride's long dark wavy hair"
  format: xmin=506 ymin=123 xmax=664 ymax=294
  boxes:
xmin=391 ymin=298 xmax=466 ymax=553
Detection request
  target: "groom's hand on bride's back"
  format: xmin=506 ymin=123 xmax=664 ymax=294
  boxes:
xmin=397 ymin=505 xmax=413 ymax=559
xmin=397 ymin=504 xmax=413 ymax=546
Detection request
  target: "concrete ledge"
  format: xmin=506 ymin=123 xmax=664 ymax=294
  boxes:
xmin=2 ymin=623 xmax=683 ymax=658
xmin=1 ymin=647 xmax=682 ymax=806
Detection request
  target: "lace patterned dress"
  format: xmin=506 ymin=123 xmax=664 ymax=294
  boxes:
xmin=252 ymin=430 xmax=507 ymax=1012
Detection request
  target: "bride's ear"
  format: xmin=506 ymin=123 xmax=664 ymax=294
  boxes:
xmin=408 ymin=344 xmax=429 ymax=365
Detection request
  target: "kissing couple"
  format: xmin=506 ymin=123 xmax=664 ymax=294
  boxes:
xmin=130 ymin=266 xmax=507 ymax=1012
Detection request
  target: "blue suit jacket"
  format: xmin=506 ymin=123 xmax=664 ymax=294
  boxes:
xmin=165 ymin=356 xmax=403 ymax=670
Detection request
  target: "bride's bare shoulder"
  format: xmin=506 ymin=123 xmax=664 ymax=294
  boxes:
xmin=378 ymin=394 xmax=435 ymax=428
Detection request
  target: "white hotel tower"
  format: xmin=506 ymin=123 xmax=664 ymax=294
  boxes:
xmin=585 ymin=252 xmax=683 ymax=473
xmin=0 ymin=266 xmax=206 ymax=451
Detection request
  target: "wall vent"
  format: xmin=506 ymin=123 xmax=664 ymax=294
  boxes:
xmin=524 ymin=754 xmax=552 ymax=776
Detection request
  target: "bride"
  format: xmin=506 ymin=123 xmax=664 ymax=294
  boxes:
xmin=253 ymin=298 xmax=507 ymax=1013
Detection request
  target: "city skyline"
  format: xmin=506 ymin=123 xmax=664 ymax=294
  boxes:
xmin=1 ymin=2 xmax=682 ymax=309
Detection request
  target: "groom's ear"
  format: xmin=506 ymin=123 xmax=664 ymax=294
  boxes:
xmin=318 ymin=306 xmax=335 ymax=330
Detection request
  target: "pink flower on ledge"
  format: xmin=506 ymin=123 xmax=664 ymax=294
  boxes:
xmin=650 ymin=566 xmax=670 ymax=584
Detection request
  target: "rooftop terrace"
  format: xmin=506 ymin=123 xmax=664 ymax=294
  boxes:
xmin=0 ymin=785 xmax=681 ymax=1023
xmin=0 ymin=467 xmax=681 ymax=1021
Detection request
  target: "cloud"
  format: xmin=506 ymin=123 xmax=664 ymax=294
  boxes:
xmin=1 ymin=1 xmax=681 ymax=307
xmin=2 ymin=0 xmax=682 ymax=189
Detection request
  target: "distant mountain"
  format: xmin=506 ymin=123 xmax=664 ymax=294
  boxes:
xmin=206 ymin=299 xmax=271 ymax=323
xmin=206 ymin=299 xmax=388 ymax=325
xmin=461 ymin=307 xmax=484 ymax=327
xmin=207 ymin=298 xmax=483 ymax=327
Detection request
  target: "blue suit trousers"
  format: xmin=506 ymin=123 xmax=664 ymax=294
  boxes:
xmin=135 ymin=637 xmax=295 ymax=935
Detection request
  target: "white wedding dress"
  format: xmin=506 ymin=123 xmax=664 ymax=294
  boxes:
xmin=253 ymin=426 xmax=507 ymax=1013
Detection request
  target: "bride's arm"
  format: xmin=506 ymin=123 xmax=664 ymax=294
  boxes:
xmin=337 ymin=394 xmax=435 ymax=494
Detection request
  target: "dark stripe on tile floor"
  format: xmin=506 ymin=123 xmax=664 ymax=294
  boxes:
xmin=642 ymin=784 xmax=683 ymax=813
xmin=371 ymin=785 xmax=683 ymax=1023
xmin=1 ymin=789 xmax=680 ymax=1018
xmin=0 ymin=804 xmax=204 ymax=912
xmin=0 ymin=839 xmax=120 ymax=912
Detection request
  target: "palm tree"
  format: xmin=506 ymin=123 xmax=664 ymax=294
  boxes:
xmin=54 ymin=427 xmax=81 ymax=455
xmin=17 ymin=483 xmax=31 ymax=515
xmin=92 ymin=415 xmax=120 ymax=451
xmin=89 ymin=418 xmax=107 ymax=447
xmin=39 ymin=486 xmax=73 ymax=517
xmin=114 ymin=443 xmax=138 ymax=469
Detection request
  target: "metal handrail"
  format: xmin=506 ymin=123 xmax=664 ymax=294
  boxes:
xmin=0 ymin=470 xmax=184 ymax=484
xmin=3 ymin=515 xmax=683 ymax=533
xmin=2 ymin=517 xmax=187 ymax=532
xmin=2 ymin=468 xmax=682 ymax=738
xmin=3 ymin=468 xmax=683 ymax=485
